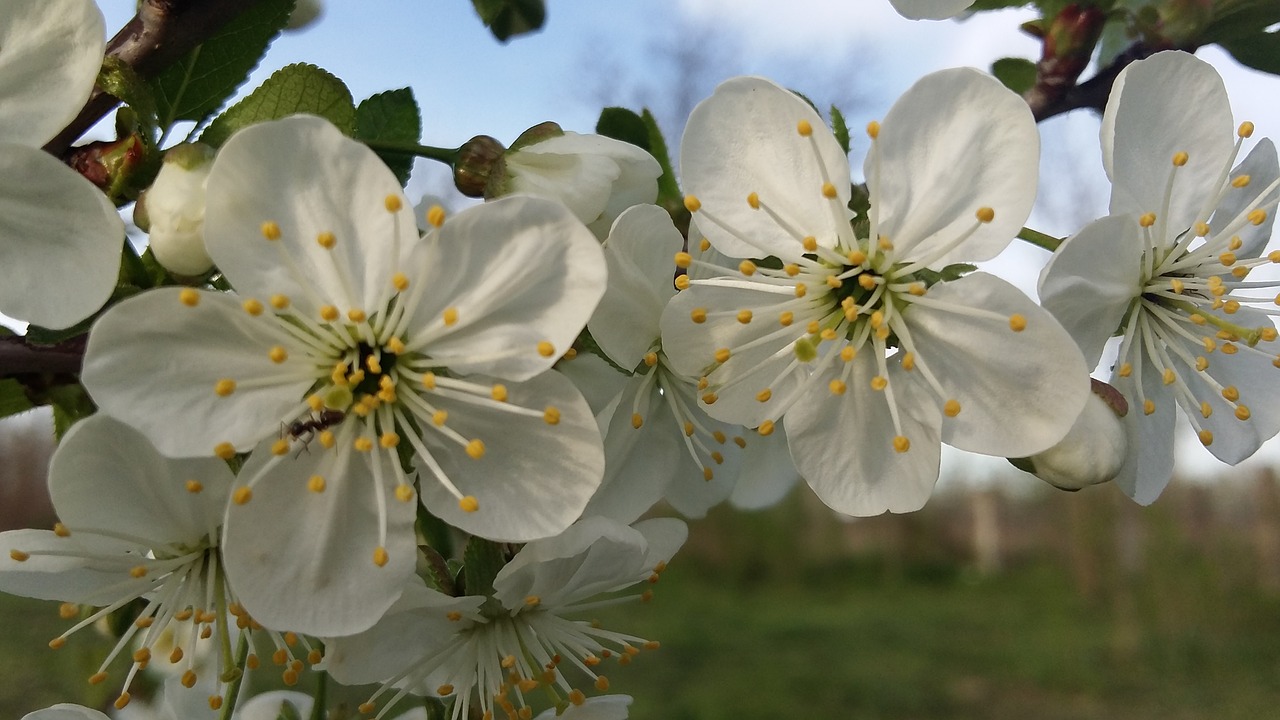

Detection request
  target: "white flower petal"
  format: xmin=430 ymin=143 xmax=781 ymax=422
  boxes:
xmin=590 ymin=204 xmax=682 ymax=368
xmin=1102 ymin=51 xmax=1234 ymax=228
xmin=904 ymin=273 xmax=1090 ymax=457
xmin=727 ymin=423 xmax=800 ymax=510
xmin=1111 ymin=360 xmax=1176 ymax=505
xmin=1038 ymin=214 xmax=1144 ymax=367
xmin=631 ymin=517 xmax=689 ymax=571
xmin=871 ymin=68 xmax=1038 ymax=265
xmin=0 ymin=529 xmax=144 ymax=605
xmin=532 ymin=696 xmax=633 ymax=720
xmin=204 ymin=115 xmax=418 ymax=319
xmin=556 ymin=353 xmax=627 ymax=420
xmin=82 ymin=288 xmax=315 ymax=457
xmin=0 ymin=143 xmax=121 ymax=329
xmin=408 ymin=195 xmax=607 ymax=381
xmin=584 ymin=376 xmax=680 ymax=524
xmin=49 ymin=415 xmax=234 ymax=544
xmin=786 ymin=353 xmax=942 ymax=516
xmin=0 ymin=0 xmax=104 ymax=147
xmin=417 ymin=370 xmax=604 ymax=542
xmin=889 ymin=0 xmax=975 ymax=20
xmin=493 ymin=516 xmax=651 ymax=610
xmin=20 ymin=704 xmax=111 ymax=720
xmin=236 ymin=691 xmax=314 ymax=720
xmin=681 ymin=76 xmax=850 ymax=259
xmin=1211 ymin=138 xmax=1277 ymax=260
xmin=221 ymin=439 xmax=417 ymax=636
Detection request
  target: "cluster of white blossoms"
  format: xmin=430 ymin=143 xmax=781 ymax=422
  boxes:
xmin=5 ymin=0 xmax=1280 ymax=719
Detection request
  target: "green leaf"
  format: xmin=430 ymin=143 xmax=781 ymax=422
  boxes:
xmin=1207 ymin=0 xmax=1280 ymax=74
xmin=970 ymin=0 xmax=1034 ymax=9
xmin=641 ymin=109 xmax=681 ymax=208
xmin=355 ymin=88 xmax=423 ymax=185
xmin=991 ymin=57 xmax=1038 ymax=95
xmin=471 ymin=0 xmax=546 ymax=41
xmin=150 ymin=0 xmax=295 ymax=130
xmin=1220 ymin=32 xmax=1280 ymax=74
xmin=0 ymin=379 xmax=34 ymax=420
xmin=462 ymin=536 xmax=507 ymax=602
xmin=47 ymin=384 xmax=95 ymax=441
xmin=595 ymin=107 xmax=650 ymax=151
xmin=99 ymin=58 xmax=159 ymax=132
xmin=829 ymin=105 xmax=851 ymax=156
xmin=200 ymin=63 xmax=356 ymax=148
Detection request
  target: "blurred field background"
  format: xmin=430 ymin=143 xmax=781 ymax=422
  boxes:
xmin=3 ymin=410 xmax=1280 ymax=719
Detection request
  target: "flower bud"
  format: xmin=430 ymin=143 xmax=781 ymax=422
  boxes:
xmin=1016 ymin=379 xmax=1128 ymax=491
xmin=285 ymin=0 xmax=323 ymax=31
xmin=68 ymin=133 xmax=150 ymax=204
xmin=453 ymin=135 xmax=507 ymax=197
xmin=137 ymin=143 xmax=215 ymax=276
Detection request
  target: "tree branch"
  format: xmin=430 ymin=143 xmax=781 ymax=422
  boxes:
xmin=0 ymin=336 xmax=85 ymax=377
xmin=45 ymin=0 xmax=264 ymax=156
xmin=1026 ymin=42 xmax=1162 ymax=123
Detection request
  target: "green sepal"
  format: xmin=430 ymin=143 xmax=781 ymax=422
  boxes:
xmin=596 ymin=107 xmax=649 ymax=151
xmin=418 ymin=542 xmax=457 ymax=596
xmin=416 ymin=500 xmax=454 ymax=561
xmin=200 ymin=63 xmax=356 ymax=148
xmin=574 ymin=328 xmax=632 ymax=376
xmin=463 ymin=536 xmax=509 ymax=613
xmin=829 ymin=105 xmax=851 ymax=156
xmin=47 ymin=384 xmax=96 ymax=441
xmin=98 ymin=58 xmax=159 ymax=135
xmin=150 ymin=0 xmax=295 ymax=130
xmin=356 ymin=88 xmax=423 ymax=186
xmin=470 ymin=0 xmax=546 ymax=42
xmin=274 ymin=700 xmax=304 ymax=720
xmin=0 ymin=379 xmax=35 ymax=420
xmin=991 ymin=57 xmax=1038 ymax=95
xmin=1007 ymin=456 xmax=1036 ymax=474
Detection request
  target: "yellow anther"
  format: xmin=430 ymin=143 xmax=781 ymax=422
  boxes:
xmin=130 ymin=565 xmax=148 ymax=578
xmin=270 ymin=293 xmax=289 ymax=310
xmin=878 ymin=237 xmax=894 ymax=251
xmin=214 ymin=378 xmax=236 ymax=397
xmin=437 ymin=684 xmax=456 ymax=695
xmin=738 ymin=259 xmax=757 ymax=276
xmin=568 ymin=690 xmax=586 ymax=706
xmin=283 ymin=668 xmax=299 ymax=686
xmin=699 ymin=237 xmax=711 ymax=252
xmin=233 ymin=486 xmax=252 ymax=505
xmin=209 ymin=697 xmax=223 ymax=711
xmin=242 ymin=298 xmax=264 ymax=316
xmin=674 ymin=252 xmax=692 ymax=269
xmin=271 ymin=439 xmax=290 ymax=456
xmin=797 ymin=119 xmax=813 ymax=136
xmin=1233 ymin=174 xmax=1252 ymax=188
xmin=379 ymin=432 xmax=400 ymax=449
xmin=501 ymin=655 xmax=517 ymax=669
xmin=319 ymin=305 xmax=339 ymax=322
xmin=975 ymin=207 xmax=995 ymax=223
xmin=266 ymin=345 xmax=289 ymax=364
xmin=426 ymin=205 xmax=446 ymax=228
xmin=803 ymin=236 xmax=818 ymax=252
xmin=690 ymin=308 xmax=707 ymax=324
xmin=697 ymin=377 xmax=709 ymax=390
xmin=825 ymin=274 xmax=843 ymax=289
xmin=875 ymin=325 xmax=890 ymax=341
xmin=674 ymin=275 xmax=690 ymax=290
xmin=1139 ymin=213 xmax=1157 ymax=227
xmin=840 ymin=346 xmax=856 ymax=362
xmin=1161 ymin=368 xmax=1176 ymax=385
xmin=1190 ymin=314 xmax=1206 ymax=326
xmin=795 ymin=283 xmax=808 ymax=298
xmin=869 ymin=310 xmax=884 ymax=329
xmin=1169 ymin=279 xmax=1184 ymax=295
xmin=348 ymin=308 xmax=368 ymax=323
xmin=784 ymin=263 xmax=800 ymax=276
xmin=171 ymin=647 xmax=184 ymax=663
xmin=758 ymin=420 xmax=775 ymax=436
xmin=1143 ymin=399 xmax=1155 ymax=415
xmin=466 ymin=439 xmax=485 ymax=459
xmin=747 ymin=192 xmax=760 ymax=209
xmin=358 ymin=703 xmax=377 ymax=715
xmin=1249 ymin=209 xmax=1268 ymax=225
xmin=1198 ymin=429 xmax=1214 ymax=446
xmin=778 ymin=310 xmax=794 ymax=327
xmin=858 ymin=273 xmax=877 ymax=290
xmin=115 ymin=692 xmax=131 ymax=710
xmin=536 ymin=341 xmax=555 ymax=357
xmin=756 ymin=388 xmax=773 ymax=403
xmin=391 ymin=272 xmax=410 ymax=292
xmin=631 ymin=413 xmax=644 ymax=429
xmin=383 ymin=194 xmax=403 ymax=212
xmin=316 ymin=231 xmax=336 ymax=249
xmin=1222 ymin=386 xmax=1240 ymax=401
xmin=373 ymin=547 xmax=389 ymax=567
xmin=893 ymin=436 xmax=910 ymax=453
xmin=260 ymin=221 xmax=281 ymax=240
xmin=1172 ymin=151 xmax=1189 ymax=167
xmin=318 ymin=430 xmax=335 ymax=448
xmin=1239 ymin=121 xmax=1255 ymax=138
xmin=523 ymin=595 xmax=541 ymax=607
xmin=642 ymin=351 xmax=659 ymax=367
xmin=1262 ymin=327 xmax=1278 ymax=342
xmin=822 ymin=182 xmax=838 ymax=199
xmin=307 ymin=475 xmax=326 ymax=493
xmin=1224 ymin=300 xmax=1241 ymax=316
xmin=58 ymin=602 xmax=78 ymax=620
xmin=179 ymin=288 xmax=200 ymax=307
xmin=1236 ymin=405 xmax=1252 ymax=421
xmin=8 ymin=549 xmax=28 ymax=562
xmin=820 ymin=328 xmax=837 ymax=341
xmin=1201 ymin=401 xmax=1213 ymax=418
xmin=394 ymin=484 xmax=415 ymax=503
xmin=712 ymin=430 xmax=726 ymax=444
xmin=866 ymin=120 xmax=880 ymax=139
xmin=491 ymin=384 xmax=508 ymax=402
xmin=1195 ymin=222 xmax=1211 ymax=237
xmin=420 ymin=371 xmax=437 ymax=390
xmin=829 ymin=379 xmax=847 ymax=395
xmin=353 ymin=436 xmax=374 ymax=452
xmin=684 ymin=421 xmax=695 ymax=437
xmin=214 ymin=442 xmax=236 ymax=460
xmin=683 ymin=195 xmax=702 ymax=212
xmin=702 ymin=391 xmax=718 ymax=405
xmin=543 ymin=406 xmax=561 ymax=425
xmin=1233 ymin=266 xmax=1250 ymax=279
xmin=870 ymin=376 xmax=888 ymax=391
xmin=49 ymin=637 xmax=66 ymax=649
xmin=1219 ymin=252 xmax=1237 ymax=266
xmin=1009 ymin=314 xmax=1027 ymax=332
xmin=596 ymin=676 xmax=611 ymax=691
xmin=901 ymin=352 xmax=916 ymax=371
xmin=1195 ymin=357 xmax=1209 ymax=372
xmin=442 ymin=307 xmax=458 ymax=326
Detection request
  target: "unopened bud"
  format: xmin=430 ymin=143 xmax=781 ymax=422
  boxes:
xmin=138 ymin=143 xmax=215 ymax=276
xmin=68 ymin=134 xmax=150 ymax=204
xmin=1016 ymin=379 xmax=1127 ymax=491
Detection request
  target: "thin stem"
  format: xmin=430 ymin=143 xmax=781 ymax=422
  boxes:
xmin=1016 ymin=226 xmax=1064 ymax=252
xmin=218 ymin=632 xmax=251 ymax=720
xmin=361 ymin=139 xmax=459 ymax=165
xmin=308 ymin=668 xmax=327 ymax=720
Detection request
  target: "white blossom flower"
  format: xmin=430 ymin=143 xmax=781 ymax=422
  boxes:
xmin=325 ymin=517 xmax=685 ymax=720
xmin=583 ymin=204 xmax=798 ymax=521
xmin=889 ymin=0 xmax=975 ymax=20
xmin=1020 ymin=380 xmax=1128 ymax=491
xmin=0 ymin=0 xmax=122 ymax=329
xmin=504 ymin=131 xmax=662 ymax=238
xmin=81 ymin=115 xmax=607 ymax=635
xmin=1039 ymin=51 xmax=1280 ymax=504
xmin=140 ymin=144 xmax=216 ymax=276
xmin=0 ymin=415 xmax=247 ymax=713
xmin=21 ymin=705 xmax=109 ymax=720
xmin=661 ymin=73 xmax=1089 ymax=516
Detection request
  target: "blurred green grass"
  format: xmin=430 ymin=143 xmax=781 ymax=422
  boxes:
xmin=4 ymin=481 xmax=1280 ymax=719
